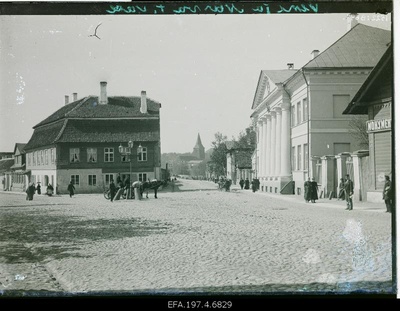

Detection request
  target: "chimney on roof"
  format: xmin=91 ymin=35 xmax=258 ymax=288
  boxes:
xmin=100 ymin=81 xmax=108 ymax=105
xmin=287 ymin=63 xmax=294 ymax=70
xmin=311 ymin=50 xmax=320 ymax=60
xmin=140 ymin=91 xmax=147 ymax=114
xmin=73 ymin=93 xmax=78 ymax=101
xmin=64 ymin=95 xmax=69 ymax=105
xmin=347 ymin=13 xmax=358 ymax=31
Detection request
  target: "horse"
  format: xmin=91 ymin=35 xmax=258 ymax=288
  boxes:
xmin=132 ymin=179 xmax=164 ymax=199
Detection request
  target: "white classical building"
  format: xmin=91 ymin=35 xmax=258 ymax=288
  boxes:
xmin=251 ymin=21 xmax=391 ymax=197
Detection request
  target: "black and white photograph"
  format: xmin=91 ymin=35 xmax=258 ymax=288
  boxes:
xmin=0 ymin=0 xmax=397 ymax=302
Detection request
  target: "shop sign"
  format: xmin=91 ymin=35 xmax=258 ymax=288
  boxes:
xmin=366 ymin=119 xmax=391 ymax=133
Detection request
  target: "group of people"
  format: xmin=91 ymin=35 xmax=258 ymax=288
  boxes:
xmin=25 ymin=182 xmax=54 ymax=200
xmin=239 ymin=178 xmax=260 ymax=193
xmin=304 ymin=177 xmax=319 ymax=203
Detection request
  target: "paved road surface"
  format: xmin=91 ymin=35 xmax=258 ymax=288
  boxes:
xmin=0 ymin=179 xmax=394 ymax=297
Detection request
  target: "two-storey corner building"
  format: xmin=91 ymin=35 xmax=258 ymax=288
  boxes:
xmin=8 ymin=143 xmax=27 ymax=192
xmin=343 ymin=44 xmax=393 ymax=203
xmin=0 ymin=152 xmax=15 ymax=191
xmin=24 ymin=82 xmax=162 ymax=194
xmin=251 ymin=22 xmax=391 ymax=197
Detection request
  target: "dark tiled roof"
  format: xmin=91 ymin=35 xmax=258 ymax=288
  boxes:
xmin=35 ymin=96 xmax=161 ymax=128
xmin=343 ymin=44 xmax=393 ymax=114
xmin=24 ymin=120 xmax=66 ymax=151
xmin=14 ymin=143 xmax=27 ymax=154
xmin=0 ymin=158 xmax=14 ymax=173
xmin=180 ymin=155 xmax=198 ymax=162
xmin=57 ymin=119 xmax=160 ymax=143
xmin=304 ymin=24 xmax=391 ymax=69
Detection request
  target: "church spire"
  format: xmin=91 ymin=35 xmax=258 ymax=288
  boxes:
xmin=192 ymin=133 xmax=205 ymax=160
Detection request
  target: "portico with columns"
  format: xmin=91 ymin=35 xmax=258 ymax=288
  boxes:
xmin=251 ymin=71 xmax=295 ymax=194
xmin=250 ymin=23 xmax=390 ymax=197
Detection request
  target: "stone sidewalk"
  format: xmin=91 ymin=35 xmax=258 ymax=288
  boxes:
xmin=228 ymin=183 xmax=389 ymax=213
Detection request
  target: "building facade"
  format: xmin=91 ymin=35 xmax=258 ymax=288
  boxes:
xmin=251 ymin=22 xmax=391 ymax=197
xmin=343 ymin=44 xmax=393 ymax=202
xmin=24 ymin=82 xmax=162 ymax=194
xmin=8 ymin=143 xmax=27 ymax=192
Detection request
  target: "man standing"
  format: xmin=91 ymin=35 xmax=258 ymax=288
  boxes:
xmin=109 ymin=180 xmax=117 ymax=202
xmin=383 ymin=175 xmax=392 ymax=213
xmin=344 ymin=174 xmax=354 ymax=210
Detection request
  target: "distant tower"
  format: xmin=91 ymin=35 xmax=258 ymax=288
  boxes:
xmin=192 ymin=133 xmax=205 ymax=160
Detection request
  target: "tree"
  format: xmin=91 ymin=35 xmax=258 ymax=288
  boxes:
xmin=209 ymin=132 xmax=228 ymax=177
xmin=348 ymin=115 xmax=369 ymax=150
xmin=234 ymin=122 xmax=256 ymax=150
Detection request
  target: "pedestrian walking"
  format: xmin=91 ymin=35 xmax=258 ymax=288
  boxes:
xmin=251 ymin=179 xmax=257 ymax=193
xmin=256 ymin=178 xmax=260 ymax=191
xmin=25 ymin=182 xmax=35 ymax=201
xmin=67 ymin=181 xmax=75 ymax=198
xmin=338 ymin=178 xmax=345 ymax=200
xmin=36 ymin=182 xmax=41 ymax=195
xmin=109 ymin=180 xmax=117 ymax=202
xmin=344 ymin=174 xmax=354 ymax=210
xmin=244 ymin=178 xmax=250 ymax=190
xmin=239 ymin=178 xmax=244 ymax=190
xmin=304 ymin=177 xmax=311 ymax=203
xmin=309 ymin=178 xmax=319 ymax=203
xmin=383 ymin=175 xmax=392 ymax=213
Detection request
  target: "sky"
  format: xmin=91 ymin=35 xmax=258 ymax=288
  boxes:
xmin=0 ymin=11 xmax=393 ymax=154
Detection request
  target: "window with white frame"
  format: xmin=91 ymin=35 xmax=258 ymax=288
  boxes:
xmin=138 ymin=147 xmax=147 ymax=162
xmin=296 ymin=102 xmax=302 ymax=125
xmin=104 ymin=148 xmax=114 ymax=162
xmin=291 ymin=146 xmax=296 ymax=171
xmin=291 ymin=105 xmax=296 ymax=126
xmin=303 ymin=98 xmax=308 ymax=122
xmin=297 ymin=144 xmax=302 ymax=171
xmin=87 ymin=148 xmax=97 ymax=162
xmin=27 ymin=153 xmax=31 ymax=166
xmin=70 ymin=175 xmax=79 ymax=185
xmin=70 ymin=148 xmax=80 ymax=163
xmin=41 ymin=150 xmax=44 ymax=165
xmin=121 ymin=154 xmax=129 ymax=162
xmin=33 ymin=152 xmax=36 ymax=166
xmin=45 ymin=149 xmax=49 ymax=165
xmin=303 ymin=144 xmax=309 ymax=170
xmin=139 ymin=173 xmax=147 ymax=182
xmin=104 ymin=174 xmax=114 ymax=186
xmin=51 ymin=148 xmax=55 ymax=164
xmin=88 ymin=175 xmax=97 ymax=186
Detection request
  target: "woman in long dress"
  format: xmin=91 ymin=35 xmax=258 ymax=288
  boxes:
xmin=310 ymin=178 xmax=319 ymax=203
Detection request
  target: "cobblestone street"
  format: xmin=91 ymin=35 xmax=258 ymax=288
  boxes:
xmin=0 ymin=179 xmax=394 ymax=297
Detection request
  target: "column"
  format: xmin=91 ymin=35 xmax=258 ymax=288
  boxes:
xmin=265 ymin=114 xmax=271 ymax=177
xmin=280 ymin=102 xmax=291 ymax=177
xmin=270 ymin=111 xmax=276 ymax=176
xmin=257 ymin=119 xmax=264 ymax=178
xmin=335 ymin=152 xmax=351 ymax=196
xmin=351 ymin=152 xmax=369 ymax=202
xmin=262 ymin=116 xmax=268 ymax=177
xmin=275 ymin=108 xmax=282 ymax=177
xmin=321 ymin=155 xmax=335 ymax=198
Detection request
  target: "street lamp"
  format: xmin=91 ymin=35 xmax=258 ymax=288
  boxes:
xmin=118 ymin=141 xmax=143 ymax=200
